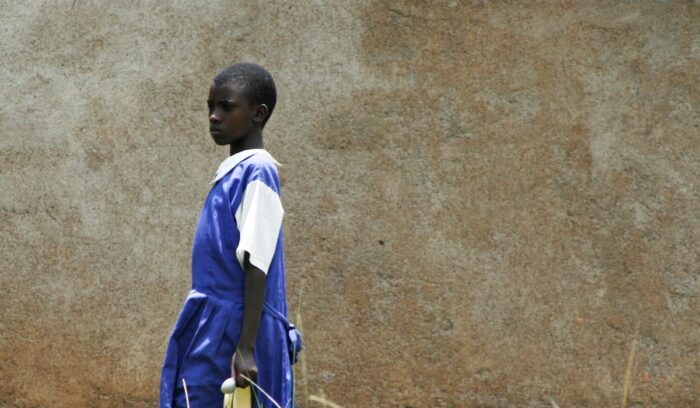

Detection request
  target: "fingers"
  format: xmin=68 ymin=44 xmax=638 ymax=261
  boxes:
xmin=231 ymin=352 xmax=257 ymax=389
xmin=231 ymin=354 xmax=258 ymax=388
xmin=230 ymin=355 xmax=237 ymax=381
xmin=235 ymin=367 xmax=257 ymax=388
xmin=235 ymin=372 xmax=249 ymax=388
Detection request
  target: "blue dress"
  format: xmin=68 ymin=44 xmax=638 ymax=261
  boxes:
xmin=159 ymin=149 xmax=293 ymax=408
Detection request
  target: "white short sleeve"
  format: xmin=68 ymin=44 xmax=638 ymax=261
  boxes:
xmin=235 ymin=179 xmax=284 ymax=274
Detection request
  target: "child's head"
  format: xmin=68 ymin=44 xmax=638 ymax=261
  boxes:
xmin=208 ymin=63 xmax=277 ymax=146
xmin=212 ymin=62 xmax=277 ymax=128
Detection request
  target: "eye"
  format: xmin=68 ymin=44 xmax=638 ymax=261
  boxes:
xmin=221 ymin=101 xmax=233 ymax=112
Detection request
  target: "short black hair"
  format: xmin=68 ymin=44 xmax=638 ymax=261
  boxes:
xmin=213 ymin=62 xmax=277 ymax=128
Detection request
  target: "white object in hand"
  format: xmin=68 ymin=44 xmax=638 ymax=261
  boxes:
xmin=220 ymin=378 xmax=236 ymax=394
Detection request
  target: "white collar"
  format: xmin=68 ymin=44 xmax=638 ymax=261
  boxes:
xmin=210 ymin=148 xmax=281 ymax=184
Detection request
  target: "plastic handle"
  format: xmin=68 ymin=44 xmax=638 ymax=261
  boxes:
xmin=220 ymin=377 xmax=236 ymax=394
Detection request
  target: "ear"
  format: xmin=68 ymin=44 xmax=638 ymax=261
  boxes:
xmin=253 ymin=104 xmax=269 ymax=125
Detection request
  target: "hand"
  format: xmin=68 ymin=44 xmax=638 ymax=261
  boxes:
xmin=231 ymin=348 xmax=257 ymax=388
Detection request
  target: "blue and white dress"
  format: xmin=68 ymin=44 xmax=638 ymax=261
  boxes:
xmin=159 ymin=149 xmax=293 ymax=408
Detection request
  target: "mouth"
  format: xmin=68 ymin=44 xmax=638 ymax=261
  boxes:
xmin=210 ymin=129 xmax=225 ymax=138
xmin=209 ymin=129 xmax=228 ymax=144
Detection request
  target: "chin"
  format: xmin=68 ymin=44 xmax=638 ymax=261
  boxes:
xmin=211 ymin=133 xmax=232 ymax=145
xmin=212 ymin=138 xmax=230 ymax=146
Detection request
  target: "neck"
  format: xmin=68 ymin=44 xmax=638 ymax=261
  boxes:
xmin=229 ymin=129 xmax=264 ymax=156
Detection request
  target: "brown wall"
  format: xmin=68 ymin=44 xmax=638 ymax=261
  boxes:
xmin=1 ymin=1 xmax=698 ymax=406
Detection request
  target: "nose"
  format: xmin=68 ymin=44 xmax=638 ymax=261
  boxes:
xmin=209 ymin=112 xmax=221 ymax=123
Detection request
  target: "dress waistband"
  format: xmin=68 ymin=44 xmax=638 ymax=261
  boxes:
xmin=189 ymin=288 xmax=288 ymax=324
xmin=187 ymin=288 xmax=242 ymax=305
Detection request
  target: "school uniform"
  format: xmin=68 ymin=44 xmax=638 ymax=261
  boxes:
xmin=159 ymin=149 xmax=293 ymax=408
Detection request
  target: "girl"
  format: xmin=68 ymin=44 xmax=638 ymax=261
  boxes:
xmin=159 ymin=63 xmax=294 ymax=408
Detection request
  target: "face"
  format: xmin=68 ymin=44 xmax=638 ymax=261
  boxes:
xmin=207 ymin=81 xmax=266 ymax=145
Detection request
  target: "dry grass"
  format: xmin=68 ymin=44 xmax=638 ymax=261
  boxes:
xmin=620 ymin=321 xmax=640 ymax=408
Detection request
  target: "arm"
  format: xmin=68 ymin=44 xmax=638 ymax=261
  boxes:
xmin=231 ymin=251 xmax=267 ymax=388
xmin=230 ymin=162 xmax=283 ymax=387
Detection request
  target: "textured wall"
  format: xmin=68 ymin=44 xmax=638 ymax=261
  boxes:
xmin=1 ymin=1 xmax=698 ymax=407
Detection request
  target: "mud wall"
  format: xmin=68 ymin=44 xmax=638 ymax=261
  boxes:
xmin=1 ymin=1 xmax=698 ymax=406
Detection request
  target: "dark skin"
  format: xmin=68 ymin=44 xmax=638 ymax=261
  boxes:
xmin=207 ymin=80 xmax=270 ymax=389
